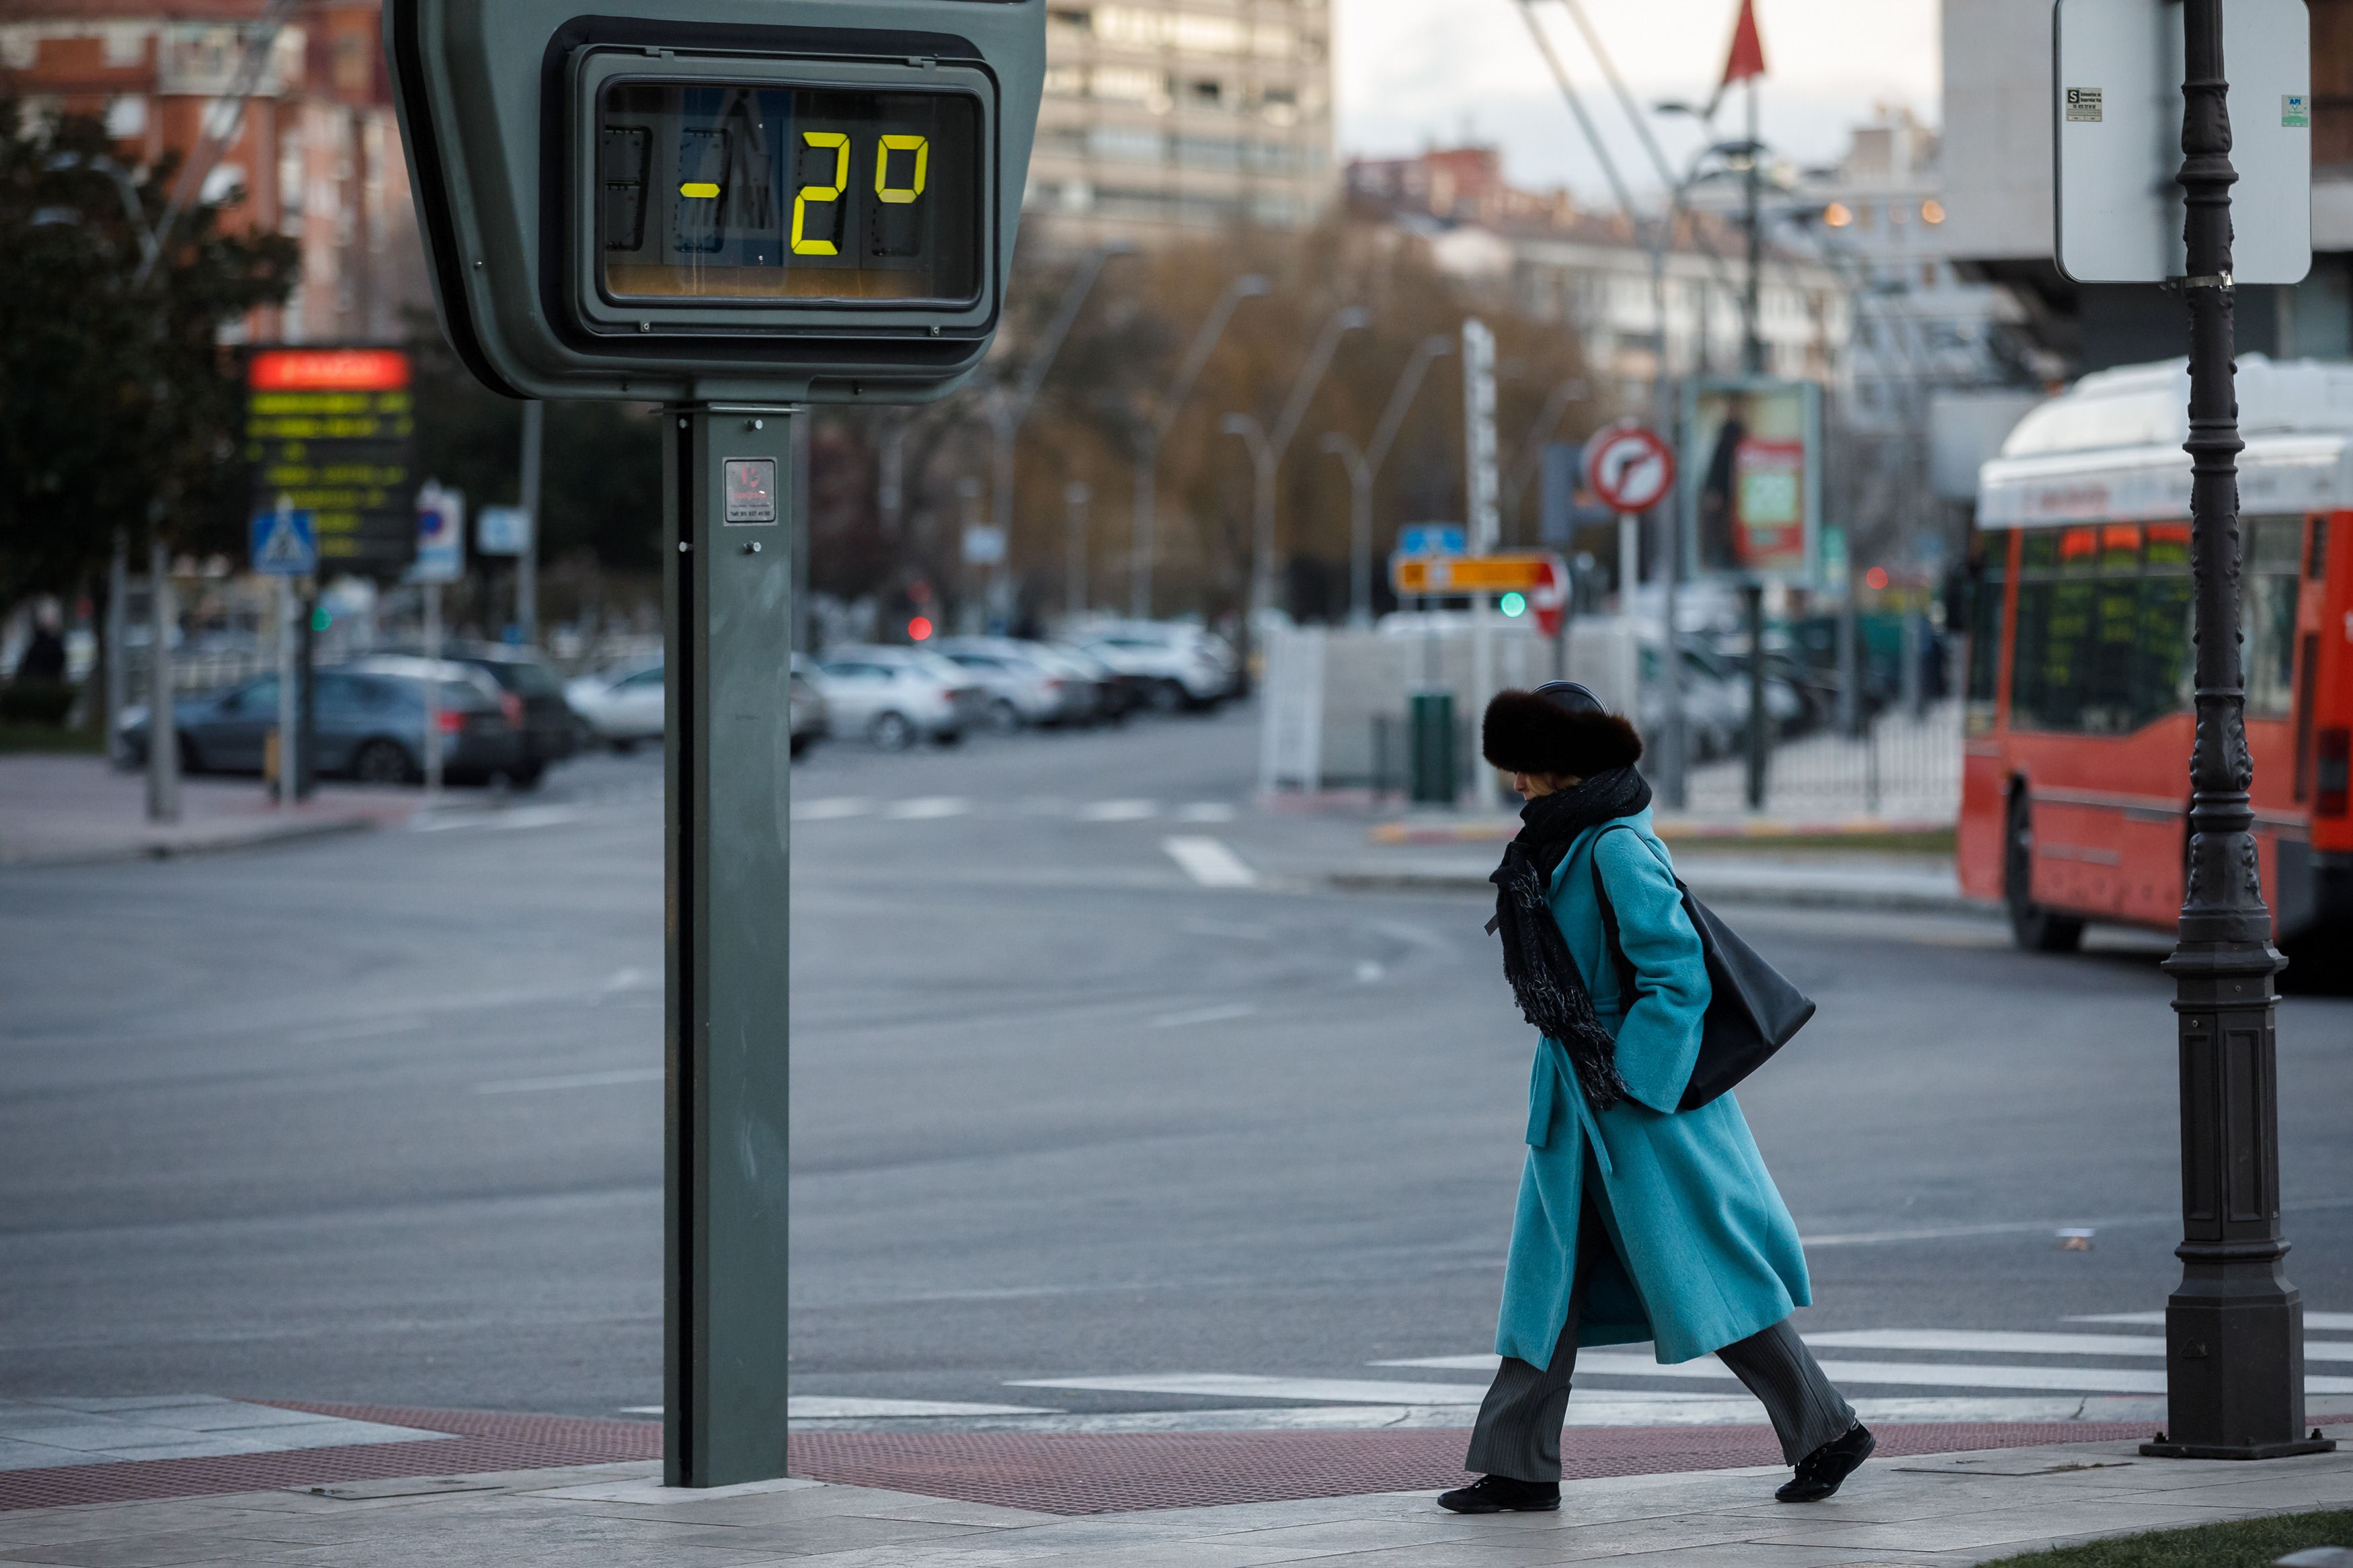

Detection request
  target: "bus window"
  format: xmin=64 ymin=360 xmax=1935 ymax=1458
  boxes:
xmin=2013 ymin=521 xmax=2194 ymax=735
xmin=2245 ymin=516 xmax=2301 ymax=719
xmin=1965 ymin=539 xmax=2005 ymax=736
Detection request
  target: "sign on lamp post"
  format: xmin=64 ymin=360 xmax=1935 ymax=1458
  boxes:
xmin=2052 ymin=0 xmax=2327 ymax=1462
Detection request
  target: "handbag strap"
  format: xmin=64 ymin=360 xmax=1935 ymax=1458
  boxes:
xmin=1589 ymin=826 xmax=1645 ymax=1005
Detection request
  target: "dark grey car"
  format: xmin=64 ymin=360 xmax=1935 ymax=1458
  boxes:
xmin=363 ymin=645 xmax=580 ymax=785
xmin=118 ymin=664 xmax=524 ymax=785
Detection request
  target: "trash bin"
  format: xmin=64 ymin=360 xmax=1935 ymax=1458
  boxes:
xmin=1408 ymin=689 xmax=1455 ymax=807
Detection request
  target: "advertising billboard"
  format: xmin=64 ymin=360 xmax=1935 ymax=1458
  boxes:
xmin=1683 ymin=377 xmax=1821 ymax=584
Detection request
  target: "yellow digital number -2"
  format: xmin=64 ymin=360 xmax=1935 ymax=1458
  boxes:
xmin=875 ymin=134 xmax=928 ymax=204
xmin=791 ymin=131 xmax=849 ymax=255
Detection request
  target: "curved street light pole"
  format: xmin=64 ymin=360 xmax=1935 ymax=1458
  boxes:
xmin=1321 ymin=333 xmax=1454 ymax=626
xmin=1131 ymin=274 xmax=1270 ymax=618
xmin=990 ymin=241 xmax=1137 ymax=552
xmin=1222 ymin=305 xmax=1369 ymax=651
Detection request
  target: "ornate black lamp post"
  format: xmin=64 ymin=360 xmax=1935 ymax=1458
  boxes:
xmin=2142 ymin=0 xmax=2331 ymax=1462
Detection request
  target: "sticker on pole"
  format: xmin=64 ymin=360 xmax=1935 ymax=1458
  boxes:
xmin=1584 ymin=426 xmax=1676 ymax=514
xmin=723 ymin=458 xmax=777 ymax=524
xmin=250 ymin=507 xmax=317 ymax=575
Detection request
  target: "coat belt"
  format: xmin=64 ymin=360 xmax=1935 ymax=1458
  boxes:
xmin=1528 ymin=1039 xmax=1614 ymax=1178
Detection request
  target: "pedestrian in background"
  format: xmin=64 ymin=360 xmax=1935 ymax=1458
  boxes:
xmin=1437 ymin=682 xmax=1872 ymax=1516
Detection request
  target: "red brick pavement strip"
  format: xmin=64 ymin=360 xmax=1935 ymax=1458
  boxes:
xmin=784 ymin=1421 xmax=2157 ymax=1515
xmin=0 ymin=1404 xmax=657 ymax=1514
xmin=0 ymin=1405 xmax=2155 ymax=1518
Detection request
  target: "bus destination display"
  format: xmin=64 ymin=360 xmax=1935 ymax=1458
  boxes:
xmin=245 ymin=348 xmax=418 ymax=572
xmin=598 ymin=83 xmax=982 ymax=304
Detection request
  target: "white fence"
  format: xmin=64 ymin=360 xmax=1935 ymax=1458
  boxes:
xmin=1259 ymin=619 xmax=1640 ymax=794
xmin=1682 ymin=700 xmax=1964 ymax=823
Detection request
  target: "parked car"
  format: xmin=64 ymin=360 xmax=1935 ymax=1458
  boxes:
xmin=934 ymin=637 xmax=1078 ymax=731
xmin=567 ymin=661 xmax=665 ymax=751
xmin=118 ymin=661 xmax=522 ymax=786
xmin=357 ymin=644 xmax=577 ymax=786
xmin=789 ymin=658 xmax=828 ymax=757
xmin=1035 ymin=642 xmax=1125 ymax=723
xmin=1073 ymin=622 xmax=1236 ymax=712
xmin=811 ymin=646 xmax=971 ymax=749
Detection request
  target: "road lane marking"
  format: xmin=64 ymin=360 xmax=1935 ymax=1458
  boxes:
xmin=1162 ymin=835 xmax=1257 ymax=887
xmin=293 ymin=1018 xmax=428 ymax=1046
xmin=2075 ymin=1310 xmax=2353 ymax=1332
xmin=1010 ymin=1374 xmax=1492 ymax=1405
xmin=627 ymin=1399 xmax=1064 ymax=1419
xmin=885 ymin=797 xmax=971 ymax=820
xmin=1378 ymin=1347 xmax=2353 ymax=1393
xmin=491 ymin=807 xmax=584 ymax=831
xmin=1078 ymin=800 xmax=1156 ymax=821
xmin=475 ymin=1067 xmax=664 ymax=1095
xmin=793 ymin=797 xmax=873 ymax=821
xmin=1803 ymin=1328 xmax=2353 ymax=1362
xmin=1150 ymin=1003 xmax=1257 ymax=1029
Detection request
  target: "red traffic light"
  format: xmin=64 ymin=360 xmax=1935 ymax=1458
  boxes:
xmin=907 ymin=616 xmax=934 ymax=642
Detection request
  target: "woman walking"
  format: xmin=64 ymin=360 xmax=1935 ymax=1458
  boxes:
xmin=1437 ymin=682 xmax=1872 ymax=1516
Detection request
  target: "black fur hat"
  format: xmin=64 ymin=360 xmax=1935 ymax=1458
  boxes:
xmin=1482 ymin=684 xmax=1644 ymax=778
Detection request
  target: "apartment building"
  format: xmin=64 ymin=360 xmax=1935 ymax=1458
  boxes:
xmin=3 ymin=1 xmax=426 ymax=343
xmin=1025 ymin=0 xmax=1335 ymax=243
xmin=1347 ymin=145 xmax=1852 ymax=404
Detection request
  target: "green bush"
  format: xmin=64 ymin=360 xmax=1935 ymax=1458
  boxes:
xmin=0 ymin=679 xmax=74 ymax=726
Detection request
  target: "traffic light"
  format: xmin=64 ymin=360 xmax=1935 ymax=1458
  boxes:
xmin=386 ymin=0 xmax=1045 ymax=404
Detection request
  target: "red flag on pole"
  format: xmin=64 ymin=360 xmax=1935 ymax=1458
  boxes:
xmin=1720 ymin=0 xmax=1767 ymax=90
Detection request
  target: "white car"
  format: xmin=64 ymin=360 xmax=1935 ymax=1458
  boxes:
xmin=1074 ymin=622 xmax=1236 ymax=711
xmin=567 ymin=661 xmax=665 ymax=751
xmin=812 ymin=646 xmax=972 ymax=749
xmin=934 ymin=638 xmax=1075 ymax=731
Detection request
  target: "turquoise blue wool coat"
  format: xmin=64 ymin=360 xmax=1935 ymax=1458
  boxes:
xmin=1493 ymin=807 xmax=1812 ymax=1369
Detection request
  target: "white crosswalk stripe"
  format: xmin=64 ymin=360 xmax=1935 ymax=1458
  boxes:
xmin=1005 ymin=1318 xmax=2353 ymax=1430
xmin=1077 ymin=799 xmax=1156 ymax=821
xmin=1162 ymin=835 xmax=1259 ymax=887
xmin=789 ymin=796 xmax=1243 ymax=825
xmin=883 ymin=796 xmax=971 ymax=819
xmin=2075 ymin=1311 xmax=2353 ymax=1332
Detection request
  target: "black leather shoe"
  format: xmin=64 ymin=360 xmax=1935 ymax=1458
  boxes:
xmin=1437 ymin=1475 xmax=1561 ymax=1513
xmin=1776 ymin=1423 xmax=1875 ymax=1502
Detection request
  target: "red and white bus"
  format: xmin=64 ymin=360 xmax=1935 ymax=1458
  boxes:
xmin=1960 ymin=356 xmax=2353 ymax=952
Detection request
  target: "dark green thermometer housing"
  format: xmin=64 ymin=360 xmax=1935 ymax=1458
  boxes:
xmin=387 ymin=1 xmax=1045 ymax=403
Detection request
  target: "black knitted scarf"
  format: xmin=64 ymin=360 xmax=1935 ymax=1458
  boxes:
xmin=1488 ymin=766 xmax=1652 ymax=1112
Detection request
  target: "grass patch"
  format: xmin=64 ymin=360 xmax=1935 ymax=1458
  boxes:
xmin=0 ymin=724 xmax=104 ymax=755
xmin=1987 ymin=1508 xmax=2353 ymax=1567
xmin=1657 ymin=828 xmax=1956 ymax=856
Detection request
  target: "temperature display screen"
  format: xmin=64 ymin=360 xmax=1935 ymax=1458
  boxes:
xmin=596 ymin=81 xmax=981 ymax=304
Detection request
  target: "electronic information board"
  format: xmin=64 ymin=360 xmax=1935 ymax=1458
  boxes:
xmin=244 ymin=348 xmax=419 ymax=573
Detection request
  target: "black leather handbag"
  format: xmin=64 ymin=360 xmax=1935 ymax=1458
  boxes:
xmin=1591 ymin=829 xmax=1815 ymax=1110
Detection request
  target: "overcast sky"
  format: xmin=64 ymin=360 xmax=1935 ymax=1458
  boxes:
xmin=1330 ymin=0 xmax=1942 ymax=202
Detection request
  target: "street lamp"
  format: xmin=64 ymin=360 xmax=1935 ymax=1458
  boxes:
xmin=1318 ymin=333 xmax=1454 ymax=627
xmin=1131 ymin=274 xmax=1270 ymax=618
xmin=1220 ymin=305 xmax=1370 ymax=648
xmin=987 ymin=240 xmax=1138 ymax=557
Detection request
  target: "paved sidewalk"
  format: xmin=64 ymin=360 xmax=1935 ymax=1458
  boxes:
xmin=3 ymin=1427 xmax=2350 ymax=1567
xmin=0 ymin=755 xmax=411 ymax=866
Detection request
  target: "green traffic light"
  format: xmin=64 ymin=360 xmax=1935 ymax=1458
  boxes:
xmin=311 ymin=606 xmax=333 ymax=632
xmin=1499 ymin=591 xmax=1527 ymax=618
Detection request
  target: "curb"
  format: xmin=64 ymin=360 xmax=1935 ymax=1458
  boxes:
xmin=0 ymin=815 xmax=380 ymax=870
xmin=1330 ymin=865 xmax=1984 ymax=917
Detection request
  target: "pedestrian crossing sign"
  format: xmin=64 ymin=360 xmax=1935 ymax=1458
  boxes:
xmin=250 ymin=508 xmax=318 ymax=576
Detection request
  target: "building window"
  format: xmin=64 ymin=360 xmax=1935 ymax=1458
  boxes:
xmin=1190 ymin=78 xmax=1224 ymax=107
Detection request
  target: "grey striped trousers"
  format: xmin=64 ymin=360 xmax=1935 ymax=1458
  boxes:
xmin=1465 ymin=1195 xmax=1855 ymax=1481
